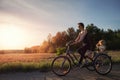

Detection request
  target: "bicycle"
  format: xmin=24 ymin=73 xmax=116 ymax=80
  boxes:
xmin=51 ymin=41 xmax=112 ymax=76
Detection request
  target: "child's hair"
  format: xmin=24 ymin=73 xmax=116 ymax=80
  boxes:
xmin=96 ymin=39 xmax=106 ymax=52
xmin=98 ymin=40 xmax=106 ymax=45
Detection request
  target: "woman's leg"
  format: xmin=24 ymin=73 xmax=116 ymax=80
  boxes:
xmin=78 ymin=45 xmax=88 ymax=64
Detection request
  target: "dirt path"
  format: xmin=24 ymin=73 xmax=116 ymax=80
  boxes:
xmin=0 ymin=64 xmax=120 ymax=80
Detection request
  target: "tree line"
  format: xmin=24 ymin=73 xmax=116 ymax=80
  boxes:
xmin=24 ymin=23 xmax=120 ymax=53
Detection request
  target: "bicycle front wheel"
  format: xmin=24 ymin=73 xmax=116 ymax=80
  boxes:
xmin=94 ymin=54 xmax=112 ymax=75
xmin=51 ymin=56 xmax=71 ymax=76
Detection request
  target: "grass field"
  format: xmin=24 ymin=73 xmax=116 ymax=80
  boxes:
xmin=0 ymin=53 xmax=55 ymax=63
xmin=0 ymin=51 xmax=119 ymax=73
xmin=0 ymin=53 xmax=55 ymax=72
xmin=108 ymin=51 xmax=120 ymax=63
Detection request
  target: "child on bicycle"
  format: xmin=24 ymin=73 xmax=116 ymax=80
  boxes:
xmin=96 ymin=39 xmax=106 ymax=53
xmin=85 ymin=39 xmax=106 ymax=59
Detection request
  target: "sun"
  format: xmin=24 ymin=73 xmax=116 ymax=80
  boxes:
xmin=0 ymin=24 xmax=25 ymax=50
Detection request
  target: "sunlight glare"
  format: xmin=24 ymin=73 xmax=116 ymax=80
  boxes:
xmin=0 ymin=24 xmax=26 ymax=50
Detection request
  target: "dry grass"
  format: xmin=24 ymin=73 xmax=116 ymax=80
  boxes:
xmin=108 ymin=51 xmax=120 ymax=63
xmin=0 ymin=53 xmax=55 ymax=63
xmin=0 ymin=51 xmax=120 ymax=64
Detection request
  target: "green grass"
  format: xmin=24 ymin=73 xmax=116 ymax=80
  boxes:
xmin=0 ymin=61 xmax=52 ymax=73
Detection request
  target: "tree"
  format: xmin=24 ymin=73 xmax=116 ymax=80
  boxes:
xmin=47 ymin=33 xmax=52 ymax=45
xmin=51 ymin=31 xmax=68 ymax=49
xmin=67 ymin=27 xmax=77 ymax=40
xmin=37 ymin=23 xmax=120 ymax=53
xmin=86 ymin=24 xmax=102 ymax=47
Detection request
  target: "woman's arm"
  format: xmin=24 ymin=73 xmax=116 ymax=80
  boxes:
xmin=71 ymin=33 xmax=81 ymax=45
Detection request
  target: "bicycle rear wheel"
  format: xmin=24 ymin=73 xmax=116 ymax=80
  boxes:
xmin=51 ymin=56 xmax=71 ymax=76
xmin=94 ymin=54 xmax=112 ymax=75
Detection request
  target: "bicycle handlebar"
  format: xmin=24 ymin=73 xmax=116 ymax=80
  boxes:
xmin=66 ymin=40 xmax=75 ymax=47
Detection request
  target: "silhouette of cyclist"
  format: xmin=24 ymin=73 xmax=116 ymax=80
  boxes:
xmin=71 ymin=22 xmax=92 ymax=65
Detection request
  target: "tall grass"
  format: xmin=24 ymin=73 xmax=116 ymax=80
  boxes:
xmin=0 ymin=61 xmax=52 ymax=73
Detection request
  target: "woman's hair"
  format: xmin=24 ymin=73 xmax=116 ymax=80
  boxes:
xmin=78 ymin=22 xmax=84 ymax=28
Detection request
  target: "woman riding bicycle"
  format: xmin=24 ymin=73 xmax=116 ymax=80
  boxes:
xmin=51 ymin=23 xmax=112 ymax=76
xmin=71 ymin=22 xmax=93 ymax=65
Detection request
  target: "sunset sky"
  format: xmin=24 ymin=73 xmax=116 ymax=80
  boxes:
xmin=0 ymin=0 xmax=120 ymax=50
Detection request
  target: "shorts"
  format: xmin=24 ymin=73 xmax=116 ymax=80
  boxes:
xmin=77 ymin=44 xmax=90 ymax=57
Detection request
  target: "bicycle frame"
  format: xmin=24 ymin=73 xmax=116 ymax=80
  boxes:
xmin=65 ymin=45 xmax=80 ymax=66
